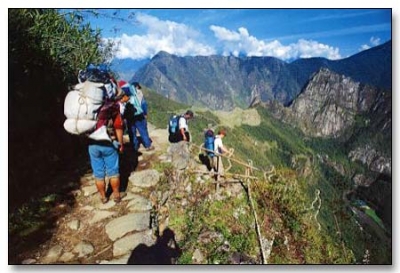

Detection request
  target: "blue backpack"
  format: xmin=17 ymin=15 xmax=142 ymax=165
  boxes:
xmin=78 ymin=63 xmax=111 ymax=84
xmin=204 ymin=129 xmax=215 ymax=157
xmin=168 ymin=115 xmax=180 ymax=135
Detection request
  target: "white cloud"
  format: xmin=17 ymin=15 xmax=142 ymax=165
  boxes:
xmin=295 ymin=39 xmax=341 ymax=59
xmin=370 ymin=36 xmax=381 ymax=46
xmin=210 ymin=25 xmax=240 ymax=41
xmin=112 ymin=13 xmax=216 ymax=60
xmin=359 ymin=36 xmax=381 ymax=52
xmin=110 ymin=14 xmax=343 ymax=61
xmin=210 ymin=25 xmax=341 ymax=60
xmin=359 ymin=44 xmax=371 ymax=51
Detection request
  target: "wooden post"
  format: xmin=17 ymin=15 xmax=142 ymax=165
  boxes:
xmin=215 ymin=156 xmax=220 ymax=192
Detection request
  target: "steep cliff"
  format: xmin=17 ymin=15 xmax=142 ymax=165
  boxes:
xmin=266 ymin=67 xmax=391 ymax=230
xmin=289 ymin=68 xmax=380 ymax=138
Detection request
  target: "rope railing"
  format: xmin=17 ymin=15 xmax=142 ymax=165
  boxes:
xmin=189 ymin=141 xmax=273 ymax=264
xmin=191 ymin=142 xmax=268 ymax=172
xmin=191 ymin=143 xmax=278 ymax=184
xmin=167 ymin=139 xmax=282 ymax=263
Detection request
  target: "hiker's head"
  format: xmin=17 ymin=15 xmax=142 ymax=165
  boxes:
xmin=118 ymin=80 xmax=133 ymax=96
xmin=218 ymin=129 xmax=227 ymax=137
xmin=120 ymin=94 xmax=130 ymax=103
xmin=185 ymin=110 xmax=194 ymax=119
xmin=133 ymin=82 xmax=141 ymax=89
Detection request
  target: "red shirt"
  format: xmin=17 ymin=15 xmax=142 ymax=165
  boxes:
xmin=96 ymin=100 xmax=123 ymax=130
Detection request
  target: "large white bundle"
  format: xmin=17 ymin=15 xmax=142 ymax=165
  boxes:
xmin=64 ymin=81 xmax=105 ymax=120
xmin=63 ymin=118 xmax=97 ymax=135
xmin=63 ymin=81 xmax=105 ymax=135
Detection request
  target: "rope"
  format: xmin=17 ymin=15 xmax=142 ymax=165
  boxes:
xmin=245 ymin=169 xmax=266 ymax=264
xmin=188 ymin=141 xmax=279 ymax=263
xmin=188 ymin=170 xmax=259 ymax=180
xmin=74 ymin=93 xmax=88 ymax=134
xmin=192 ymin=143 xmax=264 ymax=172
xmin=225 ymin=148 xmax=234 ymax=173
xmin=191 ymin=143 xmax=278 ymax=184
xmin=71 ymin=82 xmax=105 ymax=134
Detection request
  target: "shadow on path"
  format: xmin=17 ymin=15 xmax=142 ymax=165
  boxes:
xmin=127 ymin=228 xmax=182 ymax=264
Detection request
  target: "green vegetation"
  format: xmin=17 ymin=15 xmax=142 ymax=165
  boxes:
xmin=365 ymin=209 xmax=385 ymax=229
xmin=168 ymin=186 xmax=259 ymax=264
xmin=9 ymin=9 xmax=117 ymax=212
xmin=143 ymin=88 xmax=390 ymax=264
xmin=346 ymin=112 xmax=391 ymax=158
xmin=9 ymin=9 xmax=114 ymax=82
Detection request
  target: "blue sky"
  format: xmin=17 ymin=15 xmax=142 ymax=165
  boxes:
xmin=85 ymin=8 xmax=392 ymax=62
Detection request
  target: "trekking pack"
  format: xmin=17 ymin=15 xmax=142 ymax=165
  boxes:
xmin=119 ymin=82 xmax=144 ymax=118
xmin=204 ymin=129 xmax=215 ymax=157
xmin=78 ymin=63 xmax=112 ymax=84
xmin=63 ymin=81 xmax=106 ymax=135
xmin=168 ymin=115 xmax=180 ymax=135
xmin=63 ymin=64 xmax=119 ymax=137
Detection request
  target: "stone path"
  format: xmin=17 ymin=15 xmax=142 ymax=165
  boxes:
xmin=22 ymin=123 xmax=182 ymax=264
xmin=19 ymin=122 xmax=251 ymax=265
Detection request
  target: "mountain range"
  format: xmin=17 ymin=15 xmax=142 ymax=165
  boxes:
xmin=125 ymin=40 xmax=391 ymax=111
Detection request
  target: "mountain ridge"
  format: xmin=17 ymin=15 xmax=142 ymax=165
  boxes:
xmin=128 ymin=40 xmax=391 ymax=111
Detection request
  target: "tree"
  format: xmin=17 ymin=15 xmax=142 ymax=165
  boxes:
xmin=8 ymin=8 xmax=117 ymax=210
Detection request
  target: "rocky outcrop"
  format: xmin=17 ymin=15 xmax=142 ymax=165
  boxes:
xmin=289 ymin=68 xmax=379 ymax=138
xmin=352 ymin=174 xmax=375 ymax=188
xmin=263 ymin=67 xmax=392 ymax=231
xmin=349 ymin=145 xmax=391 ymax=176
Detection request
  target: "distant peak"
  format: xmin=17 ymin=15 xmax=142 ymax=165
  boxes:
xmin=153 ymin=51 xmax=174 ymax=59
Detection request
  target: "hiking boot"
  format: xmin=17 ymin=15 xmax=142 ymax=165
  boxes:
xmin=100 ymin=197 xmax=109 ymax=204
xmin=146 ymin=146 xmax=155 ymax=151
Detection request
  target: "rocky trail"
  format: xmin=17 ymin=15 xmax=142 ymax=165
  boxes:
xmin=15 ymin=123 xmax=196 ymax=265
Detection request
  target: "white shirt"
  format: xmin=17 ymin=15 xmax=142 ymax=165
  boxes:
xmin=136 ymin=88 xmax=144 ymax=103
xmin=179 ymin=116 xmax=188 ymax=131
xmin=214 ymin=135 xmax=224 ymax=155
xmin=118 ymin=101 xmax=126 ymax=115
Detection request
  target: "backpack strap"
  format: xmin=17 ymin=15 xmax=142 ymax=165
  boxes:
xmin=129 ymin=91 xmax=143 ymax=116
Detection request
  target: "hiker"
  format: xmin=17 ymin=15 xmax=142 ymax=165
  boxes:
xmin=118 ymin=80 xmax=155 ymax=152
xmin=88 ymin=89 xmax=125 ymax=204
xmin=118 ymin=91 xmax=130 ymax=115
xmin=202 ymin=126 xmax=215 ymax=171
xmin=213 ymin=128 xmax=230 ymax=180
xmin=168 ymin=110 xmax=194 ymax=143
xmin=133 ymin=82 xmax=148 ymax=119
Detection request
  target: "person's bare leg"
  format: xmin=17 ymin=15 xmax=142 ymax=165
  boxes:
xmin=95 ymin=180 xmax=108 ymax=203
xmin=110 ymin=176 xmax=121 ymax=202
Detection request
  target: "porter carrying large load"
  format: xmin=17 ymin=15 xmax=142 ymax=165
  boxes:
xmin=63 ymin=64 xmax=121 ymax=140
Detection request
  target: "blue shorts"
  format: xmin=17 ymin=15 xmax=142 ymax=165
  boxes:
xmin=88 ymin=144 xmax=119 ymax=180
